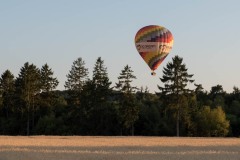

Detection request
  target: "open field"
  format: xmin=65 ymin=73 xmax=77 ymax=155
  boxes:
xmin=0 ymin=136 xmax=240 ymax=160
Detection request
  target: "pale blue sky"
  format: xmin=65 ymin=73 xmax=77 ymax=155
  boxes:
xmin=0 ymin=0 xmax=240 ymax=93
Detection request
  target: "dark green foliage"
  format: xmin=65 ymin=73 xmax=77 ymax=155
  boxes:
xmin=0 ymin=56 xmax=240 ymax=137
xmin=65 ymin=57 xmax=88 ymax=105
xmin=40 ymin=63 xmax=59 ymax=92
xmin=194 ymin=83 xmax=209 ymax=107
xmin=227 ymin=114 xmax=240 ymax=136
xmin=210 ymin=85 xmax=225 ymax=97
xmin=88 ymin=57 xmax=116 ymax=135
xmin=92 ymin=57 xmax=112 ymax=104
xmin=157 ymin=55 xmax=194 ymax=136
xmin=68 ymin=57 xmax=116 ymax=135
xmin=15 ymin=62 xmax=42 ymax=135
xmin=0 ymin=70 xmax=15 ymax=118
xmin=65 ymin=57 xmax=88 ymax=91
xmin=35 ymin=114 xmax=67 ymax=135
xmin=116 ymin=65 xmax=139 ymax=135
xmin=115 ymin=65 xmax=138 ymax=94
xmin=119 ymin=93 xmax=139 ymax=134
xmin=135 ymin=93 xmax=161 ymax=136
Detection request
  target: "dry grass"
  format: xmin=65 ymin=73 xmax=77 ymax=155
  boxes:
xmin=0 ymin=136 xmax=240 ymax=160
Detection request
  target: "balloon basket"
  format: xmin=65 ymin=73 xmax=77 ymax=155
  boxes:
xmin=151 ymin=72 xmax=156 ymax=76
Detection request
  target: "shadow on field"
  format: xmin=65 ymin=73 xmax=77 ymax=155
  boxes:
xmin=0 ymin=145 xmax=240 ymax=160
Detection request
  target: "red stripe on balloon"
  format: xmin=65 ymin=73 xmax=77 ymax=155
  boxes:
xmin=140 ymin=52 xmax=148 ymax=59
xmin=151 ymin=56 xmax=167 ymax=71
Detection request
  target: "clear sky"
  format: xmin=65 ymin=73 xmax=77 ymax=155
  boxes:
xmin=1 ymin=0 xmax=240 ymax=93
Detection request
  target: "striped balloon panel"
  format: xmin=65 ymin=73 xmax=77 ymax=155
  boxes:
xmin=135 ymin=25 xmax=174 ymax=71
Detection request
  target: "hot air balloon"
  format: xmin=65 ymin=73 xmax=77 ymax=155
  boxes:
xmin=135 ymin=25 xmax=174 ymax=75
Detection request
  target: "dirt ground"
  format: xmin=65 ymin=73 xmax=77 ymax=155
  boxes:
xmin=0 ymin=136 xmax=239 ymax=160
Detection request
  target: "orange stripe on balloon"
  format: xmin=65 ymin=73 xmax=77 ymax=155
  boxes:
xmin=140 ymin=52 xmax=148 ymax=59
xmin=135 ymin=25 xmax=164 ymax=43
xmin=151 ymin=56 xmax=167 ymax=71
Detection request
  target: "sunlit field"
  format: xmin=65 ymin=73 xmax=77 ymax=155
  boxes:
xmin=0 ymin=136 xmax=240 ymax=160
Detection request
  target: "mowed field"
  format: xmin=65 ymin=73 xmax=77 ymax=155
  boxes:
xmin=0 ymin=136 xmax=240 ymax=160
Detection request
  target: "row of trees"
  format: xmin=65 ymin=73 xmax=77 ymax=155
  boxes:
xmin=0 ymin=56 xmax=239 ymax=137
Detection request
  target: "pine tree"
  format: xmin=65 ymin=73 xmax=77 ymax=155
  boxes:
xmin=65 ymin=57 xmax=88 ymax=104
xmin=39 ymin=64 xmax=59 ymax=115
xmin=40 ymin=63 xmax=59 ymax=92
xmin=115 ymin=65 xmax=138 ymax=94
xmin=92 ymin=57 xmax=112 ymax=102
xmin=208 ymin=85 xmax=226 ymax=109
xmin=85 ymin=57 xmax=112 ymax=135
xmin=80 ymin=57 xmax=112 ymax=111
xmin=0 ymin=70 xmax=15 ymax=118
xmin=158 ymin=55 xmax=194 ymax=136
xmin=115 ymin=65 xmax=139 ymax=135
xmin=65 ymin=57 xmax=88 ymax=91
xmin=15 ymin=62 xmax=41 ymax=135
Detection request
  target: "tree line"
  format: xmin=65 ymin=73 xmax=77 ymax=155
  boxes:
xmin=0 ymin=56 xmax=239 ymax=137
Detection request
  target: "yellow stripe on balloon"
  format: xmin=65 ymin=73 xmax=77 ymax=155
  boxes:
xmin=135 ymin=26 xmax=163 ymax=43
xmin=143 ymin=52 xmax=158 ymax=64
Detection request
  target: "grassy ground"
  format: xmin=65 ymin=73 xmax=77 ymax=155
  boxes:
xmin=0 ymin=136 xmax=240 ymax=160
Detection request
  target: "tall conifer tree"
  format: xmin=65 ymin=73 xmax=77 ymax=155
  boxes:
xmin=92 ymin=57 xmax=112 ymax=102
xmin=65 ymin=57 xmax=88 ymax=105
xmin=85 ymin=57 xmax=112 ymax=135
xmin=158 ymin=55 xmax=194 ymax=136
xmin=0 ymin=70 xmax=15 ymax=118
xmin=115 ymin=65 xmax=139 ymax=135
xmin=40 ymin=63 xmax=59 ymax=93
xmin=15 ymin=62 xmax=41 ymax=135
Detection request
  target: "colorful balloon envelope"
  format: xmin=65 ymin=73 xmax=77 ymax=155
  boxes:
xmin=135 ymin=25 xmax=174 ymax=75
